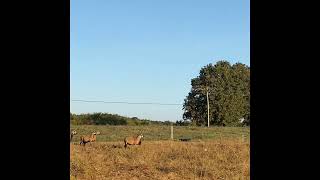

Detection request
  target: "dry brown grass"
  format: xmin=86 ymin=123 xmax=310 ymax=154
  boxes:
xmin=70 ymin=139 xmax=249 ymax=180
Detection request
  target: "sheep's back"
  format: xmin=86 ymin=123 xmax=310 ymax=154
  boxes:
xmin=125 ymin=137 xmax=136 ymax=143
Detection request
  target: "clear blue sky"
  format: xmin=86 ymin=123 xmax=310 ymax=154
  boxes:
xmin=70 ymin=0 xmax=250 ymax=122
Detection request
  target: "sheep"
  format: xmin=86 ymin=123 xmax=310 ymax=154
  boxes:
xmin=124 ymin=134 xmax=144 ymax=148
xmin=79 ymin=131 xmax=100 ymax=146
xmin=70 ymin=130 xmax=77 ymax=142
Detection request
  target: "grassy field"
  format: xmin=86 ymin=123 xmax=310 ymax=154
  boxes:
xmin=70 ymin=125 xmax=250 ymax=180
xmin=70 ymin=125 xmax=250 ymax=142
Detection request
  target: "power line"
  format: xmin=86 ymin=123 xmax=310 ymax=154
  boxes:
xmin=71 ymin=99 xmax=183 ymax=106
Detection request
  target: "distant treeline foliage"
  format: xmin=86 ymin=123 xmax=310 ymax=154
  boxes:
xmin=70 ymin=112 xmax=173 ymax=126
xmin=183 ymin=61 xmax=250 ymax=126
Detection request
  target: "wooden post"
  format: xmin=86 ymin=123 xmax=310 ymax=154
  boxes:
xmin=171 ymin=125 xmax=173 ymax=140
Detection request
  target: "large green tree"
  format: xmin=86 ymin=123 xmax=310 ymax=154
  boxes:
xmin=183 ymin=61 xmax=250 ymax=126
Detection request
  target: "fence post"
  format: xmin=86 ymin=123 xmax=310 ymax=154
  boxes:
xmin=171 ymin=125 xmax=173 ymax=140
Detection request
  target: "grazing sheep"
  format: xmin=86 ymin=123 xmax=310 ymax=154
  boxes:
xmin=124 ymin=134 xmax=144 ymax=148
xmin=70 ymin=130 xmax=77 ymax=142
xmin=79 ymin=131 xmax=100 ymax=146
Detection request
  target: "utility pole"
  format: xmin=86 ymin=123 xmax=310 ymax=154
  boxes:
xmin=206 ymin=87 xmax=210 ymax=127
xmin=196 ymin=86 xmax=211 ymax=127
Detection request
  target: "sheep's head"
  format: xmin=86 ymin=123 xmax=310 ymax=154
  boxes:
xmin=71 ymin=130 xmax=77 ymax=135
xmin=138 ymin=134 xmax=144 ymax=138
xmin=92 ymin=131 xmax=100 ymax=135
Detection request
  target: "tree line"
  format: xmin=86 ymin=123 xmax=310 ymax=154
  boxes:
xmin=70 ymin=112 xmax=173 ymax=126
xmin=182 ymin=60 xmax=250 ymax=126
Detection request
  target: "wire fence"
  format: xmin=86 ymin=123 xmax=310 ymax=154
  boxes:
xmin=71 ymin=99 xmax=183 ymax=106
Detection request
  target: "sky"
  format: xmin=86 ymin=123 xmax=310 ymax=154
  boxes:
xmin=70 ymin=0 xmax=250 ymax=122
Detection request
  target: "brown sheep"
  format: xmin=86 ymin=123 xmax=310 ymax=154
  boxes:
xmin=79 ymin=131 xmax=100 ymax=146
xmin=124 ymin=134 xmax=144 ymax=148
xmin=70 ymin=130 xmax=77 ymax=142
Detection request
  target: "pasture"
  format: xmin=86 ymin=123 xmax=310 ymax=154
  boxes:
xmin=70 ymin=125 xmax=250 ymax=180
